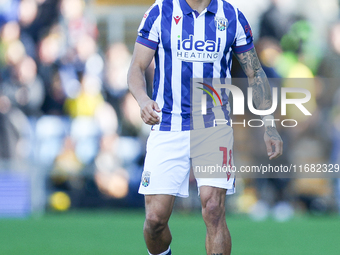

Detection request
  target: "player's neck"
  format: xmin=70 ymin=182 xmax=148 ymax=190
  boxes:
xmin=185 ymin=0 xmax=212 ymax=14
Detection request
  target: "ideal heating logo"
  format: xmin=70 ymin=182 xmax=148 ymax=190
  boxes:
xmin=196 ymin=83 xmax=312 ymax=128
xmin=176 ymin=35 xmax=221 ymax=62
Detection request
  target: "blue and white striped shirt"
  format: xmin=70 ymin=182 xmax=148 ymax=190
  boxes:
xmin=137 ymin=0 xmax=254 ymax=131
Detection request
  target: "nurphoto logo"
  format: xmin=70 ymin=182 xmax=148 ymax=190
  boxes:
xmin=196 ymin=82 xmax=312 ymax=128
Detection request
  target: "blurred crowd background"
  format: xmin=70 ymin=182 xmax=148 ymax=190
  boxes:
xmin=0 ymin=0 xmax=339 ymax=220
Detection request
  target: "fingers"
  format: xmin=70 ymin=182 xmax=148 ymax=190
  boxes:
xmin=153 ymin=102 xmax=161 ymax=112
xmin=141 ymin=101 xmax=161 ymax=125
xmin=269 ymin=140 xmax=283 ymax=160
xmin=264 ymin=127 xmax=283 ymax=160
xmin=265 ymin=139 xmax=273 ymax=158
xmin=141 ymin=108 xmax=160 ymax=125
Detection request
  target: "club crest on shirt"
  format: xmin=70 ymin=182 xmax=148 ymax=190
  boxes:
xmin=142 ymin=171 xmax=151 ymax=187
xmin=215 ymin=17 xmax=228 ymax=31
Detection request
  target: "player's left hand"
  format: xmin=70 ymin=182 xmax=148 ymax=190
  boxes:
xmin=264 ymin=126 xmax=283 ymax=160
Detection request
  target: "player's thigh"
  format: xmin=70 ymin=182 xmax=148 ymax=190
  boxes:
xmin=191 ymin=125 xmax=234 ymax=179
xmin=145 ymin=194 xmax=175 ymax=222
xmin=140 ymin=130 xmax=191 ymax=197
xmin=191 ymin=125 xmax=236 ymax=194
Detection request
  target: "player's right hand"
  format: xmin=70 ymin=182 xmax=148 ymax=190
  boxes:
xmin=139 ymin=99 xmax=161 ymax=125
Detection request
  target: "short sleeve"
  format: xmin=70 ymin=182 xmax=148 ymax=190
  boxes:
xmin=232 ymin=9 xmax=254 ymax=54
xmin=136 ymin=3 xmax=160 ymax=50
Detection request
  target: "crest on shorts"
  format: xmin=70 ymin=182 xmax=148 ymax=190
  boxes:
xmin=215 ymin=17 xmax=228 ymax=31
xmin=142 ymin=171 xmax=151 ymax=187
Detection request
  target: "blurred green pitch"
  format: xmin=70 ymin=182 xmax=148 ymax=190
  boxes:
xmin=0 ymin=211 xmax=339 ymax=254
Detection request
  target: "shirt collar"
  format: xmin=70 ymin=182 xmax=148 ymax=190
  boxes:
xmin=179 ymin=0 xmax=218 ymax=15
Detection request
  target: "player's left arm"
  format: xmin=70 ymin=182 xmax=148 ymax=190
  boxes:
xmin=235 ymin=48 xmax=283 ymax=160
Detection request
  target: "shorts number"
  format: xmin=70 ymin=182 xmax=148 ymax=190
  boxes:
xmin=219 ymin=147 xmax=233 ymax=180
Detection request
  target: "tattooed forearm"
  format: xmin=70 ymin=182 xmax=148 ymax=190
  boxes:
xmin=235 ymin=47 xmax=261 ymax=74
xmin=265 ymin=127 xmax=282 ymax=141
xmin=237 ymin=48 xmax=283 ymax=158
xmin=250 ymin=70 xmax=272 ymax=110
xmin=235 ymin=48 xmax=272 ymax=110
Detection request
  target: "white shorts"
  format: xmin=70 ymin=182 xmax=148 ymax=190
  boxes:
xmin=139 ymin=125 xmax=235 ymax=197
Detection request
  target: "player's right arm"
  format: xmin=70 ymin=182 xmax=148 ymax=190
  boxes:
xmin=128 ymin=43 xmax=160 ymax=125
